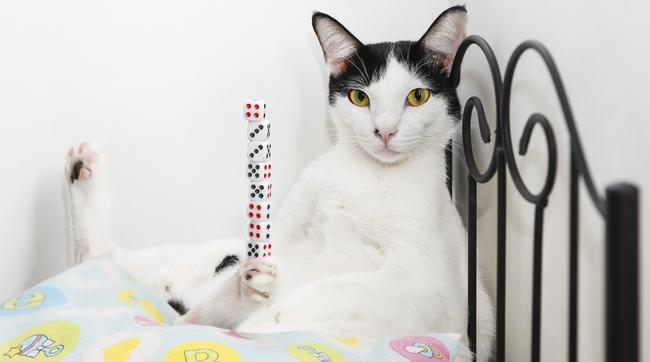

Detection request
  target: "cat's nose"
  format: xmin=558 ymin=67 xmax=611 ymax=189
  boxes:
xmin=374 ymin=127 xmax=398 ymax=146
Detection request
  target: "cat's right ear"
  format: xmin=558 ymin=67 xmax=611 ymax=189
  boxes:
xmin=312 ymin=12 xmax=363 ymax=76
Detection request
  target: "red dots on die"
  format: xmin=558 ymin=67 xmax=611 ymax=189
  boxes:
xmin=254 ymin=104 xmax=259 ymax=110
xmin=254 ymin=113 xmax=259 ymax=118
xmin=245 ymin=112 xmax=251 ymax=117
xmin=256 ymin=213 xmax=261 ymax=218
xmin=246 ymin=104 xmax=251 ymax=109
xmin=248 ymin=212 xmax=253 ymax=218
xmin=256 ymin=233 xmax=260 ymax=238
xmin=249 ymin=223 xmax=254 ymax=228
xmin=249 ymin=232 xmax=253 ymax=237
xmin=256 ymin=225 xmax=261 ymax=230
xmin=263 ymin=245 xmax=267 ymax=249
xmin=256 ymin=205 xmax=261 ymax=210
xmin=249 ymin=204 xmax=253 ymax=209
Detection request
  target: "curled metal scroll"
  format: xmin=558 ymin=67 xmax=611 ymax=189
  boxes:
xmin=502 ymin=40 xmax=605 ymax=214
xmin=450 ymin=35 xmax=503 ymax=184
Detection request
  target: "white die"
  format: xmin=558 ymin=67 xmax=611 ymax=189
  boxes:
xmin=246 ymin=201 xmax=271 ymax=221
xmin=247 ymin=241 xmax=272 ymax=258
xmin=248 ymin=181 xmax=272 ymax=201
xmin=243 ymin=99 xmax=266 ymax=121
xmin=248 ymin=221 xmax=272 ymax=242
xmin=247 ymin=119 xmax=271 ymax=141
xmin=247 ymin=141 xmax=271 ymax=162
xmin=246 ymin=161 xmax=272 ymax=182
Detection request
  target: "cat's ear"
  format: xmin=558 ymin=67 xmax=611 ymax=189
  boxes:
xmin=312 ymin=12 xmax=363 ymax=76
xmin=418 ymin=5 xmax=468 ymax=75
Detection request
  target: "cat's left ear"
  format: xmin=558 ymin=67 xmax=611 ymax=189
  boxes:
xmin=418 ymin=5 xmax=468 ymax=75
xmin=312 ymin=12 xmax=363 ymax=76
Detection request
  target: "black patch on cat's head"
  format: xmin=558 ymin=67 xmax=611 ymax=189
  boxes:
xmin=168 ymin=299 xmax=187 ymax=315
xmin=312 ymin=7 xmax=466 ymax=118
xmin=328 ymin=41 xmax=461 ymax=118
xmin=214 ymin=255 xmax=239 ymax=274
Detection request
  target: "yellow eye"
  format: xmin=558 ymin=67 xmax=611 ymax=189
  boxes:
xmin=406 ymin=88 xmax=430 ymax=106
xmin=348 ymin=89 xmax=369 ymax=107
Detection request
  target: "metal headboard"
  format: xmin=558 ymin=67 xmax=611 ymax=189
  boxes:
xmin=448 ymin=36 xmax=640 ymax=362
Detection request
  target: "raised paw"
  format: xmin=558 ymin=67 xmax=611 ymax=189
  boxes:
xmin=66 ymin=141 xmax=104 ymax=185
xmin=239 ymin=257 xmax=277 ymax=303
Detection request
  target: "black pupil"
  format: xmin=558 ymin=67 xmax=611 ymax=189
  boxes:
xmin=357 ymin=91 xmax=366 ymax=101
xmin=414 ymin=89 xmax=422 ymax=101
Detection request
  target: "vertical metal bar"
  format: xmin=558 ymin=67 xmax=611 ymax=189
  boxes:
xmin=468 ymin=176 xmax=477 ymax=361
xmin=446 ymin=141 xmax=453 ymax=198
xmin=606 ymin=183 xmax=639 ymax=362
xmin=568 ymin=156 xmax=579 ymax=362
xmin=531 ymin=204 xmax=545 ymax=362
xmin=496 ymin=148 xmax=507 ymax=362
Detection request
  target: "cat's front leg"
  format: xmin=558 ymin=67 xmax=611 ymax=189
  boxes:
xmin=176 ymin=257 xmax=278 ymax=328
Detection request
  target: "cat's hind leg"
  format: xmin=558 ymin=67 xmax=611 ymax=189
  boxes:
xmin=65 ymin=141 xmax=112 ymax=262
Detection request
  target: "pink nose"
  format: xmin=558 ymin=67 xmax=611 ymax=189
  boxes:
xmin=374 ymin=127 xmax=398 ymax=146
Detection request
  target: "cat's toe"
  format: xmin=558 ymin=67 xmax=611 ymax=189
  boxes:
xmin=240 ymin=258 xmax=277 ymax=303
xmin=66 ymin=141 xmax=104 ymax=184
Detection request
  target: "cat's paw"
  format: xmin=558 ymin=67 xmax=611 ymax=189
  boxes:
xmin=65 ymin=141 xmax=104 ymax=185
xmin=239 ymin=258 xmax=277 ymax=303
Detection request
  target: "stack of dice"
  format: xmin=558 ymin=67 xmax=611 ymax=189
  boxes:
xmin=244 ymin=99 xmax=272 ymax=258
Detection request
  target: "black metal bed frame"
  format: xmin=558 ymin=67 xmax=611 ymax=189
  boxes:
xmin=447 ymin=36 xmax=640 ymax=362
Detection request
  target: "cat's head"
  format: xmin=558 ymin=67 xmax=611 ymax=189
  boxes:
xmin=312 ymin=6 xmax=467 ymax=164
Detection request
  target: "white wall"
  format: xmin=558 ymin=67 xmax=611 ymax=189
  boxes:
xmin=0 ymin=0 xmax=647 ymax=360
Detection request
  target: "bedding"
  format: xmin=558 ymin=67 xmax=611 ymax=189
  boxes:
xmin=0 ymin=257 xmax=460 ymax=361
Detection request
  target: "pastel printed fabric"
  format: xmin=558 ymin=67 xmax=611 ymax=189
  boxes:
xmin=0 ymin=257 xmax=460 ymax=361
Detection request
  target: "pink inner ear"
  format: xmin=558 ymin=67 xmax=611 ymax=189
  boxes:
xmin=329 ymin=57 xmax=351 ymax=76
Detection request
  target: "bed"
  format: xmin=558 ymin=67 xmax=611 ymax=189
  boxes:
xmin=0 ymin=36 xmax=640 ymax=362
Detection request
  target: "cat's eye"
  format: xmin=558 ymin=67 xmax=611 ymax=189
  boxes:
xmin=348 ymin=89 xmax=369 ymax=107
xmin=406 ymin=88 xmax=430 ymax=106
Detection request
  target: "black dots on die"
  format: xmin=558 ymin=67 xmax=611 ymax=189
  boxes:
xmin=254 ymin=129 xmax=259 ymax=134
xmin=254 ymin=149 xmax=259 ymax=154
xmin=266 ymin=224 xmax=271 ymax=230
xmin=247 ymin=172 xmax=253 ymax=177
xmin=254 ymin=253 xmax=259 ymax=257
xmin=257 ymin=145 xmax=263 ymax=150
xmin=266 ymin=234 xmax=270 ymax=238
xmin=255 ymin=245 xmax=259 ymax=249
xmin=250 ymin=193 xmax=255 ymax=198
xmin=254 ymin=165 xmax=260 ymax=170
xmin=248 ymin=252 xmax=252 ymax=256
xmin=250 ymin=132 xmax=255 ymax=138
xmin=258 ymin=125 xmax=263 ymax=130
xmin=247 ymin=164 xmax=252 ymax=169
xmin=248 ymin=243 xmax=252 ymax=248
xmin=249 ymin=153 xmax=254 ymax=158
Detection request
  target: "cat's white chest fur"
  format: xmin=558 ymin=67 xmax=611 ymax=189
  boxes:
xmin=273 ymin=142 xmax=461 ymax=296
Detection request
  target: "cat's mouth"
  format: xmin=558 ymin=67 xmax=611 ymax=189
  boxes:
xmin=375 ymin=145 xmax=402 ymax=160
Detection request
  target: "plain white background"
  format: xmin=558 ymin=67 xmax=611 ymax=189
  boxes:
xmin=0 ymin=1 xmax=647 ymax=360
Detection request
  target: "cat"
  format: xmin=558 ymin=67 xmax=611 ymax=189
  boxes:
xmin=64 ymin=6 xmax=494 ymax=361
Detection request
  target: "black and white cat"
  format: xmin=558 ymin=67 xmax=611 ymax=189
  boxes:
xmin=65 ymin=6 xmax=494 ymax=361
